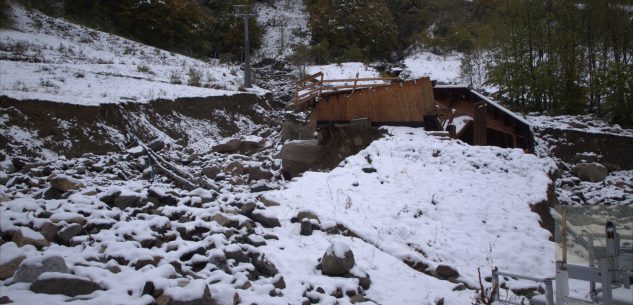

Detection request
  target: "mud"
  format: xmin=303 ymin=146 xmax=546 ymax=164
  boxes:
xmin=0 ymin=94 xmax=277 ymax=159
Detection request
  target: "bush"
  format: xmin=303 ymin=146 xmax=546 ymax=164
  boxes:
xmin=187 ymin=67 xmax=202 ymax=87
xmin=137 ymin=65 xmax=153 ymax=74
xmin=169 ymin=70 xmax=182 ymax=85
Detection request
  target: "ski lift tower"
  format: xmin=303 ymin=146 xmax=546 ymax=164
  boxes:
xmin=234 ymin=4 xmax=257 ymax=88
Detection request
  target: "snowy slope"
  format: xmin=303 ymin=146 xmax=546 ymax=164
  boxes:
xmin=255 ymin=0 xmax=310 ymax=60
xmin=402 ymin=51 xmax=463 ymax=84
xmin=0 ymin=5 xmax=255 ymax=106
xmin=263 ymin=127 xmax=557 ymax=298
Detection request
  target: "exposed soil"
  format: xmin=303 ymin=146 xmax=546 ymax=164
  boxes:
xmin=0 ymin=94 xmax=279 ymax=159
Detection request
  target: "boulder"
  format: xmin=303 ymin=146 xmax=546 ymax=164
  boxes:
xmin=239 ymin=202 xmax=256 ymax=216
xmin=39 ymin=222 xmax=59 ymax=242
xmin=147 ymin=187 xmax=178 ymax=206
xmin=321 ymin=241 xmax=355 ymax=276
xmin=0 ymin=190 xmax=10 ymax=203
xmin=278 ymin=140 xmax=321 ymax=178
xmin=30 ymin=272 xmax=104 ymax=296
xmin=571 ymin=163 xmax=609 ymax=182
xmin=50 ymin=175 xmax=84 ymax=192
xmin=300 ymin=220 xmax=313 ymax=236
xmin=0 ymin=296 xmax=12 ymax=304
xmin=0 ymin=255 xmax=26 ymax=280
xmin=42 ymin=187 xmax=63 ymax=200
xmin=224 ymin=161 xmax=245 ymax=176
xmin=57 ymin=224 xmax=83 ymax=245
xmin=250 ymin=211 xmax=281 ymax=228
xmin=112 ymin=194 xmax=142 ymax=209
xmin=435 ymin=264 xmax=459 ymax=280
xmin=148 ymin=138 xmax=165 ymax=151
xmin=212 ymin=139 xmax=243 ymax=154
xmin=161 ymin=280 xmax=215 ymax=305
xmin=246 ymin=166 xmax=273 ymax=181
xmin=201 ymin=166 xmax=221 ymax=179
xmin=250 ymin=183 xmax=273 ymax=193
xmin=12 ymin=227 xmax=50 ymax=248
xmin=296 ymin=211 xmax=320 ymax=223
xmin=13 ymin=256 xmax=69 ymax=283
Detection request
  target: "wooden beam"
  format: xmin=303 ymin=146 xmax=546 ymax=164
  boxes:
xmin=473 ymin=102 xmax=487 ymax=146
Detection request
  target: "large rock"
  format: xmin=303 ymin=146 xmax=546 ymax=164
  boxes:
xmin=57 ymin=224 xmax=83 ymax=245
xmin=278 ymin=140 xmax=321 ymax=178
xmin=112 ymin=193 xmax=142 ymax=209
xmin=0 ymin=255 xmax=26 ymax=280
xmin=39 ymin=222 xmax=59 ymax=242
xmin=435 ymin=264 xmax=459 ymax=280
xmin=321 ymin=241 xmax=355 ymax=276
xmin=148 ymin=138 xmax=165 ymax=151
xmin=30 ymin=272 xmax=104 ymax=296
xmin=212 ymin=138 xmax=263 ymax=155
xmin=571 ymin=163 xmax=609 ymax=182
xmin=200 ymin=166 xmax=221 ymax=179
xmin=250 ymin=210 xmax=280 ymax=228
xmin=162 ymin=280 xmax=216 ymax=305
xmin=12 ymin=227 xmax=50 ymax=248
xmin=50 ymin=175 xmax=84 ymax=192
xmin=13 ymin=256 xmax=69 ymax=283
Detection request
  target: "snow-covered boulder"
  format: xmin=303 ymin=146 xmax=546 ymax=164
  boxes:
xmin=321 ymin=241 xmax=355 ymax=276
xmin=571 ymin=163 xmax=608 ymax=182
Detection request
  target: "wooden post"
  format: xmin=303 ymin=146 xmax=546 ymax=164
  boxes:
xmin=447 ymin=124 xmax=456 ymax=138
xmin=473 ymin=102 xmax=487 ymax=146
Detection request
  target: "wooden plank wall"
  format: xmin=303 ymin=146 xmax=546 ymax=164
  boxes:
xmin=311 ymin=77 xmax=435 ymax=123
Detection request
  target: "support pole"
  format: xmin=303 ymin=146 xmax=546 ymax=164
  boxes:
xmin=234 ymin=5 xmax=257 ymax=88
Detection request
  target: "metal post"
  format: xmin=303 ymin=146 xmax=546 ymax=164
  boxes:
xmin=234 ymin=5 xmax=257 ymax=88
xmin=243 ymin=16 xmax=251 ymax=88
xmin=543 ymin=278 xmax=554 ymax=305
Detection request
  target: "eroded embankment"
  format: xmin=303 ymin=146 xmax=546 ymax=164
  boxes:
xmin=0 ymin=94 xmax=278 ymax=159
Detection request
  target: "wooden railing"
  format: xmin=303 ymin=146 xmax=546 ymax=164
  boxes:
xmin=293 ymin=72 xmax=401 ymax=106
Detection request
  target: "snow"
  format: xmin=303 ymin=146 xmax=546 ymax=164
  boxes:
xmin=255 ymin=0 xmax=310 ymax=60
xmin=0 ymin=242 xmax=35 ymax=265
xmin=17 ymin=226 xmax=46 ymax=241
xmin=528 ymin=114 xmax=633 ymax=138
xmin=326 ymin=240 xmax=351 ymax=258
xmin=0 ymin=5 xmax=259 ymax=106
xmin=306 ymin=63 xmax=381 ymax=82
xmin=264 ymin=127 xmax=557 ymax=288
xmin=402 ymin=52 xmax=463 ymax=84
xmin=163 ymin=279 xmax=208 ymax=301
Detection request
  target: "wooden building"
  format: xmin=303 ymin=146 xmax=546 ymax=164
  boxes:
xmin=434 ymin=86 xmax=534 ymax=152
xmin=289 ymin=73 xmax=534 ymax=153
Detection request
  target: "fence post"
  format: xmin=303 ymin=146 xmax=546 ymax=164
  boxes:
xmin=543 ymin=278 xmax=554 ymax=305
xmin=492 ymin=267 xmax=500 ymax=302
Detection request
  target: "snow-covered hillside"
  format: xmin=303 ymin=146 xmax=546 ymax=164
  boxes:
xmin=255 ymin=0 xmax=310 ymax=60
xmin=0 ymin=127 xmax=557 ymax=305
xmin=402 ymin=52 xmax=463 ymax=84
xmin=0 ymin=5 xmax=255 ymax=106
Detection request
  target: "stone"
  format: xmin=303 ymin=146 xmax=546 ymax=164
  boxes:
xmin=30 ymin=272 xmax=104 ymax=297
xmin=57 ymin=224 xmax=83 ymax=245
xmin=99 ymin=190 xmax=121 ymax=205
xmin=201 ymin=166 xmax=221 ymax=179
xmin=246 ymin=166 xmax=273 ymax=181
xmin=0 ymin=296 xmax=12 ymax=304
xmin=0 ymin=255 xmax=26 ymax=280
xmin=250 ymin=211 xmax=280 ymax=228
xmin=0 ymin=191 xmax=10 ymax=203
xmin=43 ymin=187 xmax=63 ymax=200
xmin=112 ymin=194 xmax=142 ymax=209
xmin=260 ymin=196 xmax=280 ymax=207
xmin=212 ymin=139 xmax=243 ymax=154
xmin=296 ymin=211 xmax=320 ymax=223
xmin=50 ymin=175 xmax=84 ymax=192
xmin=39 ymin=222 xmax=59 ymax=242
xmin=252 ymin=256 xmax=278 ymax=277
xmin=250 ymin=183 xmax=273 ymax=193
xmin=435 ymin=264 xmax=459 ymax=280
xmin=13 ymin=256 xmax=69 ymax=283
xmin=148 ymin=187 xmax=178 ymax=206
xmin=321 ymin=241 xmax=355 ymax=276
xmin=273 ymin=276 xmax=286 ymax=289
xmin=239 ymin=202 xmax=256 ymax=216
xmin=148 ymin=138 xmax=165 ymax=151
xmin=224 ymin=248 xmax=250 ymax=264
xmin=224 ymin=161 xmax=245 ymax=176
xmin=278 ymin=140 xmax=321 ymax=178
xmin=12 ymin=227 xmax=50 ymax=248
xmin=571 ymin=163 xmax=609 ymax=182
xmin=300 ymin=220 xmax=313 ymax=236
xmin=156 ymin=294 xmax=172 ymax=305
xmin=142 ymin=281 xmax=155 ymax=296
xmin=170 ymin=283 xmax=214 ymax=305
